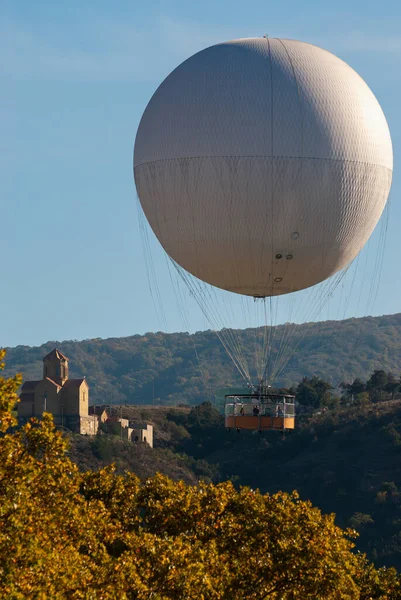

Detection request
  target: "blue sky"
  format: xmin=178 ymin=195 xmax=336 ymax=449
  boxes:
xmin=1 ymin=0 xmax=400 ymax=348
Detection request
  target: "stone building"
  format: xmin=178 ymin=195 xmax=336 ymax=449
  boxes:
xmin=132 ymin=423 xmax=153 ymax=447
xmin=18 ymin=349 xmax=98 ymax=435
xmin=88 ymin=405 xmax=109 ymax=424
xmin=93 ymin=411 xmax=154 ymax=447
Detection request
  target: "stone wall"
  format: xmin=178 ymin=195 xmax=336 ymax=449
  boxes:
xmin=78 ymin=415 xmax=99 ymax=435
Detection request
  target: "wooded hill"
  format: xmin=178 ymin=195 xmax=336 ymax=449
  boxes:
xmin=67 ymin=399 xmax=401 ymax=571
xmin=4 ymin=313 xmax=401 ymax=406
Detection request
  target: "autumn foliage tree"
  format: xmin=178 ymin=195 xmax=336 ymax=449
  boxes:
xmin=1 ymin=350 xmax=400 ymax=599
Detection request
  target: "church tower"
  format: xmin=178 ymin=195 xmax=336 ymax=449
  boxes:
xmin=43 ymin=349 xmax=69 ymax=385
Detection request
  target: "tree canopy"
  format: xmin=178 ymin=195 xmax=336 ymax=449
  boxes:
xmin=295 ymin=375 xmax=334 ymax=408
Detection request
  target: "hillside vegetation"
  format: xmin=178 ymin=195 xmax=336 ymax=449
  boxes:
xmin=65 ymin=398 xmax=401 ymax=571
xmin=1 ymin=355 xmax=400 ymax=599
xmin=5 ymin=314 xmax=401 ymax=571
xmin=4 ymin=312 xmax=401 ymax=405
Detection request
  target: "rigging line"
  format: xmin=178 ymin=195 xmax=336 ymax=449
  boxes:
xmin=266 ymin=295 xmax=275 ymax=382
xmin=137 ymin=200 xmax=168 ymax=330
xmin=209 ymin=299 xmax=253 ymax=385
xmin=170 ymin=261 xmax=251 ymax=385
xmin=270 ymin=295 xmax=302 ymax=383
xmin=269 ymin=281 xmax=301 ymax=383
xmin=257 ymin=302 xmax=267 ymax=386
xmin=272 ymin=268 xmax=351 ymax=381
xmin=260 ymin=310 xmax=270 ymax=387
xmin=203 ymin=283 xmax=251 ymax=383
xmin=364 ymin=180 xmax=391 ymax=313
xmin=267 ymin=296 xmax=279 ymax=382
xmin=261 ymin=298 xmax=269 ymax=385
xmin=260 ymin=294 xmax=277 ymax=387
xmin=241 ymin=295 xmax=261 ymax=381
xmin=330 ymin=257 xmax=360 ymax=382
xmin=334 ymin=199 xmax=391 ymax=388
xmin=334 ymin=264 xmax=378 ymax=388
xmin=270 ymin=306 xmax=290 ymax=379
xmin=196 ymin=284 xmax=245 ymax=379
xmin=218 ymin=286 xmax=252 ymax=383
xmin=333 ymin=275 xmax=367 ymax=389
xmin=236 ymin=299 xmax=255 ymax=383
xmin=255 ymin=310 xmax=262 ymax=383
xmin=260 ymin=307 xmax=266 ymax=384
xmin=165 ymin=256 xmax=214 ymax=404
xmin=261 ymin=296 xmax=279 ymax=387
xmin=141 ymin=167 xmax=172 ymax=332
xmin=271 ymin=270 xmax=346 ymax=381
xmin=273 ymin=274 xmax=346 ymax=378
xmin=254 ymin=303 xmax=263 ymax=383
xmin=342 ymin=255 xmax=360 ymax=318
xmin=308 ymin=256 xmax=359 ymax=389
xmin=246 ymin=296 xmax=263 ymax=383
xmin=371 ymin=199 xmax=390 ymax=309
xmin=334 ymin=261 xmax=348 ymax=322
xmin=330 ymin=254 xmax=359 ymax=374
xmin=333 ymin=271 xmax=381 ymax=389
xmin=249 ymin=300 xmax=260 ymax=383
xmin=270 ymin=321 xmax=297 ymax=385
xmin=192 ymin=281 xmax=232 ymax=350
xmin=354 ymin=238 xmax=371 ymax=319
xmin=182 ymin=281 xmax=250 ymax=385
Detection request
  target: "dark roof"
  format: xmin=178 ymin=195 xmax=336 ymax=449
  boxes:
xmin=89 ymin=405 xmax=108 ymax=416
xmin=44 ymin=377 xmax=62 ymax=388
xmin=21 ymin=380 xmax=40 ymax=392
xmin=63 ymin=378 xmax=87 ymax=390
xmin=20 ymin=377 xmax=61 ymax=398
xmin=43 ymin=348 xmax=69 ymax=362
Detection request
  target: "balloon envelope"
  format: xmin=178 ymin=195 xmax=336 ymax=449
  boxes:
xmin=134 ymin=38 xmax=392 ymax=297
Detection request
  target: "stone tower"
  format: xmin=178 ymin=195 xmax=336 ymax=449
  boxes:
xmin=43 ymin=348 xmax=69 ymax=385
xmin=19 ymin=348 xmax=97 ymax=435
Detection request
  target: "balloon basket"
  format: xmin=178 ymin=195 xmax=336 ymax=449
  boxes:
xmin=224 ymin=392 xmax=295 ymax=432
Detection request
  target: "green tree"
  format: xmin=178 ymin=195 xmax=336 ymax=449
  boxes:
xmin=385 ymin=374 xmax=400 ymax=399
xmin=296 ymin=376 xmax=334 ymax=408
xmin=349 ymin=512 xmax=374 ymax=530
xmin=367 ymin=370 xmax=388 ymax=401
xmin=350 ymin=378 xmax=366 ymax=397
xmin=188 ymin=401 xmax=222 ymax=427
xmin=355 ymin=391 xmax=370 ymax=406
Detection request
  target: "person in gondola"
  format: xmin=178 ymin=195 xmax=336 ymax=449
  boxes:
xmin=240 ymin=405 xmax=245 ymax=416
xmin=253 ymin=405 xmax=260 ymax=416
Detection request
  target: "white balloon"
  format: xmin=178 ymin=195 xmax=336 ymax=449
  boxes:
xmin=134 ymin=38 xmax=392 ymax=297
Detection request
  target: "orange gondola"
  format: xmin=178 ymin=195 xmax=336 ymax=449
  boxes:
xmin=225 ymin=389 xmax=295 ymax=433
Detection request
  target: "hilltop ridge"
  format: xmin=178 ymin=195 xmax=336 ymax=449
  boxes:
xmin=4 ymin=312 xmax=401 ymax=405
